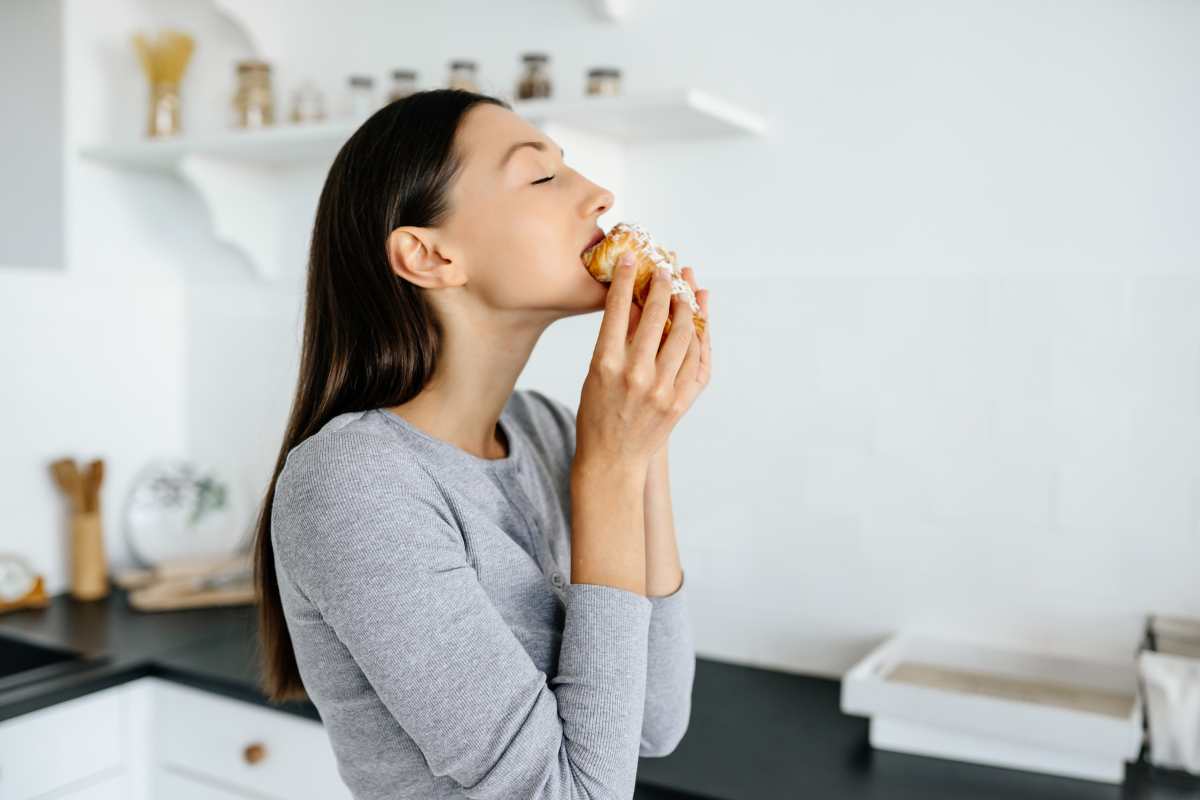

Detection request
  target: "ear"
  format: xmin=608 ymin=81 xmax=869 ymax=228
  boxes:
xmin=387 ymin=226 xmax=458 ymax=288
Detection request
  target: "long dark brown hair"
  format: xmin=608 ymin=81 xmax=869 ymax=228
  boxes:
xmin=253 ymin=89 xmax=510 ymax=703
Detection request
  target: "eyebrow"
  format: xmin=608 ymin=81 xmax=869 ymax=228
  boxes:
xmin=499 ymin=140 xmax=564 ymax=169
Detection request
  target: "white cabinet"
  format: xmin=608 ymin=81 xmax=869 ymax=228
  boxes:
xmin=155 ymin=767 xmax=267 ymax=799
xmin=0 ymin=686 xmax=125 ymax=800
xmin=54 ymin=770 xmax=132 ymax=799
xmin=0 ymin=677 xmax=353 ymax=800
xmin=150 ymin=679 xmax=354 ymax=800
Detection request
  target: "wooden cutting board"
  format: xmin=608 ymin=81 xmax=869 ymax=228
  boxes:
xmin=128 ymin=576 xmax=255 ymax=611
xmin=885 ymin=660 xmax=1137 ymax=718
xmin=119 ymin=551 xmax=255 ymax=612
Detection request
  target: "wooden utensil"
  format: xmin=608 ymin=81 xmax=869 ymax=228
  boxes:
xmin=50 ymin=457 xmax=84 ymax=513
xmin=82 ymin=459 xmax=104 ymax=513
xmin=50 ymin=455 xmax=110 ymax=600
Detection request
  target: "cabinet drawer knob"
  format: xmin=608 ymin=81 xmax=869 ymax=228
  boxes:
xmin=243 ymin=741 xmax=268 ymax=764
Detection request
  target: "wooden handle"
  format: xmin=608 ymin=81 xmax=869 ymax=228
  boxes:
xmin=243 ymin=741 xmax=267 ymax=764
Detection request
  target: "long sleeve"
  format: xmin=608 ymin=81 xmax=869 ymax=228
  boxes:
xmin=273 ymin=431 xmax=653 ymax=800
xmin=535 ymin=389 xmax=697 ymax=761
xmin=639 ymin=570 xmax=696 ymax=757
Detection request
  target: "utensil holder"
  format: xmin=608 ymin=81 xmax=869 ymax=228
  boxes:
xmin=70 ymin=510 xmax=110 ymax=600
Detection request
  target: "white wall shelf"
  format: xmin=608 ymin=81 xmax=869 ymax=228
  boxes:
xmin=80 ymin=89 xmax=766 ymax=170
xmin=589 ymin=0 xmax=631 ymax=22
xmin=518 ymin=88 xmax=768 ymax=142
xmin=78 ymin=88 xmax=767 ymax=279
xmin=79 ymin=118 xmax=352 ymax=171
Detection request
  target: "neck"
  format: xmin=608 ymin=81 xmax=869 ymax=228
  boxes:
xmin=385 ymin=308 xmax=555 ymax=460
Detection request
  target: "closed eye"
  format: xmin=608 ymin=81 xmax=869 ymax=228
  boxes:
xmin=531 ymin=175 xmax=555 ymax=185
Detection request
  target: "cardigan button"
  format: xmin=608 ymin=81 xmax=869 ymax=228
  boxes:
xmin=551 ymin=573 xmax=564 ymax=587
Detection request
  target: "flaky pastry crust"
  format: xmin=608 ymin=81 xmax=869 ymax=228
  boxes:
xmin=582 ymin=222 xmax=707 ymax=342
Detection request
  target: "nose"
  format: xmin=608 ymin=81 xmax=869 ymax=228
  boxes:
xmin=586 ymin=183 xmax=615 ymax=219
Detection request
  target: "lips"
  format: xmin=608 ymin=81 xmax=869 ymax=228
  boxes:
xmin=581 ymin=228 xmax=606 ymax=259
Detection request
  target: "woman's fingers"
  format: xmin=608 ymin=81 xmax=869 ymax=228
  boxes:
xmin=682 ymin=267 xmax=711 ymax=385
xmin=681 ymin=266 xmax=703 ymax=326
xmin=596 ymin=253 xmax=637 ymax=359
xmin=615 ymin=261 xmax=710 ymax=397
xmin=625 ymin=299 xmax=643 ymax=343
xmin=630 ymin=266 xmax=676 ymax=367
xmin=675 ymin=317 xmax=703 ymax=394
xmin=681 ymin=266 xmax=696 ymax=292
xmin=656 ymin=289 xmax=695 ymax=377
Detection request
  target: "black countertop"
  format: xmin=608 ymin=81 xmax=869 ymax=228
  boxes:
xmin=0 ymin=586 xmax=1196 ymax=800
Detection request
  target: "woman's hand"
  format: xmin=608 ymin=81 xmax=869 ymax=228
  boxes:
xmin=639 ymin=264 xmax=711 ymax=463
xmin=674 ymin=264 xmax=711 ymax=399
xmin=576 ymin=253 xmax=711 ymax=472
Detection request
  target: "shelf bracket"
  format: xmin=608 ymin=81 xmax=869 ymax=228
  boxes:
xmin=177 ymin=155 xmax=289 ymax=281
xmin=590 ymin=0 xmax=632 ymax=21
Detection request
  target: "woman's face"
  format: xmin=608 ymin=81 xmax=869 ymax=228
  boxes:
xmin=395 ymin=103 xmax=616 ymax=322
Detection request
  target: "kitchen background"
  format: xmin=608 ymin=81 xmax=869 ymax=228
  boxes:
xmin=4 ymin=0 xmax=1195 ymax=681
xmin=3 ymin=0 xmax=1199 ymax=730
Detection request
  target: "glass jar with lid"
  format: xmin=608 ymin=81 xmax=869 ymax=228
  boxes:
xmin=289 ymin=80 xmax=326 ymax=124
xmin=516 ymin=53 xmax=552 ymax=100
xmin=448 ymin=60 xmax=479 ymax=92
xmin=345 ymin=75 xmax=379 ymax=119
xmin=388 ymin=69 xmax=418 ymax=103
xmin=232 ymin=59 xmax=275 ymax=128
xmin=585 ymin=67 xmax=622 ymax=96
xmin=148 ymin=80 xmax=182 ymax=137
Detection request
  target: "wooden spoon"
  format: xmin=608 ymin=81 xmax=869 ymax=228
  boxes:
xmin=83 ymin=459 xmax=104 ymax=513
xmin=49 ymin=457 xmax=84 ymax=513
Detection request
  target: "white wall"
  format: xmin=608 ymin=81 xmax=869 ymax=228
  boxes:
xmin=2 ymin=0 xmax=1197 ymax=679
xmin=0 ymin=0 xmax=269 ymax=584
xmin=0 ymin=0 xmax=63 ymax=268
xmin=0 ymin=269 xmax=187 ymax=589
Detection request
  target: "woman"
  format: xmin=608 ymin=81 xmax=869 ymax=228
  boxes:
xmin=252 ymin=88 xmax=711 ymax=799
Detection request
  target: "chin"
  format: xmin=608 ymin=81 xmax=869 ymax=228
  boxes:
xmin=548 ymin=264 xmax=608 ymax=316
xmin=576 ymin=262 xmax=609 ymax=304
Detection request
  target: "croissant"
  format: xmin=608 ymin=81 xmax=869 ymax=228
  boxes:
xmin=581 ymin=222 xmax=707 ymax=342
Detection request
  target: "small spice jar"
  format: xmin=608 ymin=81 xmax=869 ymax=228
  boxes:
xmin=448 ymin=60 xmax=479 ymax=92
xmin=345 ymin=75 xmax=379 ymax=118
xmin=288 ymin=80 xmax=326 ymax=124
xmin=585 ymin=67 xmax=622 ymax=96
xmin=232 ymin=59 xmax=275 ymax=128
xmin=516 ymin=53 xmax=552 ymax=100
xmin=388 ymin=69 xmax=418 ymax=102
